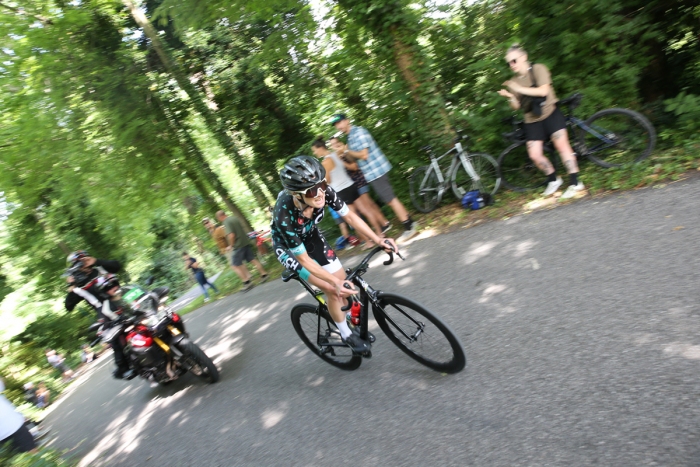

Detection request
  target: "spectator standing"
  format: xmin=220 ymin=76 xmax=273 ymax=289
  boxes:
xmin=329 ymin=136 xmax=391 ymax=238
xmin=80 ymin=344 xmax=95 ymax=364
xmin=182 ymin=252 xmax=219 ymax=302
xmin=35 ymin=383 xmax=50 ymax=409
xmin=23 ymin=383 xmax=37 ymax=406
xmin=202 ymin=217 xmax=229 ymax=260
xmin=217 ymin=211 xmax=268 ymax=291
xmin=331 ymin=114 xmax=418 ymax=243
xmin=0 ymin=377 xmax=36 ymax=454
xmin=497 ymin=43 xmax=585 ymax=199
xmin=45 ymin=349 xmax=74 ymax=381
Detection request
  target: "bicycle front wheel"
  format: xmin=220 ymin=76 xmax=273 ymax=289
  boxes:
xmin=373 ymin=293 xmax=466 ymax=374
xmin=451 ymin=153 xmax=500 ymax=200
xmin=409 ymin=165 xmax=441 ymax=213
xmin=291 ymin=304 xmax=362 ymax=370
xmin=497 ymin=142 xmax=547 ymax=192
xmin=582 ymin=108 xmax=656 ymax=168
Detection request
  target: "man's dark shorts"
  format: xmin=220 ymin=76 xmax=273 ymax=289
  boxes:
xmin=232 ymin=244 xmax=255 ymax=266
xmin=525 ymin=106 xmax=567 ymax=142
xmin=369 ymin=174 xmax=396 ymax=204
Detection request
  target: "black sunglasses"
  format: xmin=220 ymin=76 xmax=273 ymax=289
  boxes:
xmin=507 ymin=55 xmax=523 ymax=65
xmin=296 ymin=180 xmax=327 ymax=198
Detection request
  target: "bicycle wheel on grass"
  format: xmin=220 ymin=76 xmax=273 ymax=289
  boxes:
xmin=582 ymin=108 xmax=656 ymax=168
xmin=372 ymin=293 xmax=466 ymax=374
xmin=497 ymin=142 xmax=547 ymax=192
xmin=290 ymin=304 xmax=362 ymax=370
xmin=451 ymin=153 xmax=500 ymax=200
xmin=409 ymin=165 xmax=441 ymax=213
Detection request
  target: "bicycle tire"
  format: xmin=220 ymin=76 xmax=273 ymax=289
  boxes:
xmin=409 ymin=165 xmax=441 ymax=213
xmin=581 ymin=108 xmax=656 ymax=168
xmin=451 ymin=152 xmax=501 ymax=200
xmin=372 ymin=293 xmax=466 ymax=374
xmin=497 ymin=142 xmax=548 ymax=192
xmin=290 ymin=304 xmax=362 ymax=371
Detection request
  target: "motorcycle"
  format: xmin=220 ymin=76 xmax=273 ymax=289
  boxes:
xmin=90 ymin=284 xmax=219 ymax=385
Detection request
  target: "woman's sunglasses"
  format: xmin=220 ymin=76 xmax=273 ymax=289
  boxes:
xmin=507 ymin=55 xmax=523 ymax=65
xmin=296 ymin=180 xmax=327 ymax=198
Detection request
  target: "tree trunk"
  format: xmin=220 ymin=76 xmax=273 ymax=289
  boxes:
xmin=124 ymin=0 xmax=270 ymax=207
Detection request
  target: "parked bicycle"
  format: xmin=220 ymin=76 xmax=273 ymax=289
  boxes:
xmin=284 ymin=245 xmax=466 ymax=373
xmin=497 ymin=93 xmax=656 ymax=192
xmin=409 ymin=130 xmax=501 ymax=213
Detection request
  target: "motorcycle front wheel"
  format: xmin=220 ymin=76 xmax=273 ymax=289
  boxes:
xmin=180 ymin=342 xmax=220 ymax=383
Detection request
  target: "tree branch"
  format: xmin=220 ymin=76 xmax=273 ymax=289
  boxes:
xmin=0 ymin=1 xmax=53 ymax=25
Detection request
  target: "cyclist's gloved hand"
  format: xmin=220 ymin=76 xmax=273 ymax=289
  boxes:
xmin=382 ymin=238 xmax=399 ymax=254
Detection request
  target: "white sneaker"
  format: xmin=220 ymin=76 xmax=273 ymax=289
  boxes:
xmin=542 ymin=176 xmax=563 ymax=197
xmin=203 ymin=297 xmax=210 ymax=303
xmin=560 ymin=183 xmax=586 ymax=199
xmin=397 ymin=221 xmax=418 ymax=244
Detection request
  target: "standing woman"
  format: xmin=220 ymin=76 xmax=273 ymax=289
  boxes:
xmin=311 ymin=137 xmax=379 ymax=246
xmin=329 ymin=137 xmax=391 ymax=234
xmin=498 ymin=44 xmax=585 ymax=199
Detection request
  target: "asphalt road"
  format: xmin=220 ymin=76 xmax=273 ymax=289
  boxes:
xmin=44 ymin=178 xmax=700 ymax=466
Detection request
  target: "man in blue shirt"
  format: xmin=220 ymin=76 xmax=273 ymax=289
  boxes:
xmin=331 ymin=114 xmax=418 ymax=243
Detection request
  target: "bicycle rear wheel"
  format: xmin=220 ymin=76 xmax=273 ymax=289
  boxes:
xmin=497 ymin=142 xmax=547 ymax=192
xmin=409 ymin=165 xmax=441 ymax=213
xmin=290 ymin=304 xmax=361 ymax=370
xmin=582 ymin=108 xmax=656 ymax=168
xmin=372 ymin=293 xmax=466 ymax=374
xmin=451 ymin=153 xmax=500 ymax=199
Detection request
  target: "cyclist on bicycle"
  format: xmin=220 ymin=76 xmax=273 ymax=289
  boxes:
xmin=271 ymin=156 xmax=399 ymax=352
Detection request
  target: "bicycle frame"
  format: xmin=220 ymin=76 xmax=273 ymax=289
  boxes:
xmin=420 ymin=144 xmax=480 ymax=197
xmin=284 ymin=247 xmax=420 ymax=354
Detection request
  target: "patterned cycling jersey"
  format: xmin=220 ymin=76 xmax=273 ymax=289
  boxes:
xmin=270 ymin=187 xmax=349 ymax=280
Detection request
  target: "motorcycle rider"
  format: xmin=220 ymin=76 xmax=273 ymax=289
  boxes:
xmin=64 ymin=251 xmax=134 ymax=379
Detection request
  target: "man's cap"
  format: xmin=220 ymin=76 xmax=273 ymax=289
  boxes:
xmin=329 ymin=114 xmax=348 ymax=125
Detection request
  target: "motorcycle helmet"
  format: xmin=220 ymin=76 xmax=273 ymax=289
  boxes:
xmin=66 ymin=250 xmax=89 ymax=268
xmin=97 ymin=274 xmax=121 ymax=297
xmin=279 ymin=156 xmax=326 ymax=192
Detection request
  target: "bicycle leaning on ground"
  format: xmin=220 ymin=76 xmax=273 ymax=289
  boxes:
xmin=408 ymin=129 xmax=501 ymax=213
xmin=497 ymin=93 xmax=657 ymax=192
xmin=284 ymin=245 xmax=466 ymax=373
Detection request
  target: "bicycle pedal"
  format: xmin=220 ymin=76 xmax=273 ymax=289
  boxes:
xmin=362 ymin=351 xmax=372 ymax=359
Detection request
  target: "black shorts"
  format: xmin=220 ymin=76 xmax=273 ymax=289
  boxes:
xmin=232 ymin=244 xmax=255 ymax=266
xmin=336 ymin=184 xmax=360 ymax=205
xmin=525 ymin=107 xmax=567 ymax=142
xmin=304 ymin=231 xmax=342 ymax=274
xmin=1 ymin=424 xmax=36 ymax=453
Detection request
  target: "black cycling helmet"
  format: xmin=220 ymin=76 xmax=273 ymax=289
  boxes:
xmin=279 ymin=156 xmax=326 ymax=192
xmin=67 ymin=250 xmax=89 ymax=268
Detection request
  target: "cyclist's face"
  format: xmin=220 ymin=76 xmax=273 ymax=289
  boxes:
xmin=302 ymin=188 xmax=326 ymax=209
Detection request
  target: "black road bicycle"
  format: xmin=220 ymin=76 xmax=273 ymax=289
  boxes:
xmin=285 ymin=246 xmax=466 ymax=373
xmin=497 ymin=93 xmax=656 ymax=192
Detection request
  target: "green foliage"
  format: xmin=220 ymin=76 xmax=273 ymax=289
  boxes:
xmin=662 ymin=91 xmax=700 ymax=144
xmin=0 ymin=443 xmax=73 ymax=467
